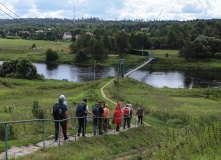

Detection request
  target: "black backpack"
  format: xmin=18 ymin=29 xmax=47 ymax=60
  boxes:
xmin=53 ymin=103 xmax=63 ymax=120
xmin=76 ymin=103 xmax=86 ymax=117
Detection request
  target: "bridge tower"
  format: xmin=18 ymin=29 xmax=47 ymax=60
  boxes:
xmin=150 ymin=47 xmax=155 ymax=58
xmin=120 ymin=59 xmax=125 ymax=78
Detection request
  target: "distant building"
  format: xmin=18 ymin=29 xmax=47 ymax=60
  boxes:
xmin=35 ymin=30 xmax=44 ymax=34
xmin=140 ymin=28 xmax=150 ymax=32
xmin=86 ymin=32 xmax=93 ymax=35
xmin=63 ymin=32 xmax=72 ymax=40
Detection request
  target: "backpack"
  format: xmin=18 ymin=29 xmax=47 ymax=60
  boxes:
xmin=123 ymin=107 xmax=130 ymax=117
xmin=92 ymin=106 xmax=100 ymax=117
xmin=52 ymin=103 xmax=63 ymax=120
xmin=136 ymin=108 xmax=143 ymax=116
xmin=76 ymin=103 xmax=86 ymax=117
xmin=102 ymin=108 xmax=108 ymax=119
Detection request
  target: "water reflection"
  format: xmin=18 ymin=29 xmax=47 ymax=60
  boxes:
xmin=0 ymin=61 xmax=220 ymax=88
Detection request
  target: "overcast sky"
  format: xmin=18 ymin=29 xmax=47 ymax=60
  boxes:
xmin=0 ymin=0 xmax=221 ymax=21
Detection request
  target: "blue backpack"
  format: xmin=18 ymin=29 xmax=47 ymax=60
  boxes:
xmin=92 ymin=106 xmax=100 ymax=117
xmin=76 ymin=103 xmax=86 ymax=117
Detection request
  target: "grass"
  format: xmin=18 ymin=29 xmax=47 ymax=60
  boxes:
xmin=1 ymin=38 xmax=221 ymax=71
xmin=18 ymin=126 xmax=161 ymax=160
xmin=0 ymin=75 xmax=220 ymax=159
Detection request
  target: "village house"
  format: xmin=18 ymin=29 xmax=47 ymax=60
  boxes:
xmin=62 ymin=32 xmax=72 ymax=40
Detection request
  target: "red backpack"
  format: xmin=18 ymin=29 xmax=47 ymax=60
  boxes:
xmin=123 ymin=107 xmax=130 ymax=116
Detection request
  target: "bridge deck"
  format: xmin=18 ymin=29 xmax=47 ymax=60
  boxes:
xmin=124 ymin=58 xmax=154 ymax=77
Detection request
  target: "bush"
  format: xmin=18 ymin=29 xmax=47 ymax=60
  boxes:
xmin=32 ymin=101 xmax=44 ymax=119
xmin=0 ymin=59 xmax=38 ymax=79
xmin=46 ymin=48 xmax=58 ymax=62
xmin=32 ymin=43 xmax=36 ymax=48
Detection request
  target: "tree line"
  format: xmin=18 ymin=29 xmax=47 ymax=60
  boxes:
xmin=0 ymin=18 xmax=221 ymax=59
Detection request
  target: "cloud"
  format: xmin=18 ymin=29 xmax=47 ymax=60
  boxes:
xmin=0 ymin=0 xmax=221 ymax=20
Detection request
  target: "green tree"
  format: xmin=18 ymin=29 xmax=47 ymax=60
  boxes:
xmin=115 ymin=31 xmax=130 ymax=56
xmin=16 ymin=59 xmax=37 ymax=79
xmin=75 ymin=49 xmax=88 ymax=62
xmin=46 ymin=48 xmax=58 ymax=62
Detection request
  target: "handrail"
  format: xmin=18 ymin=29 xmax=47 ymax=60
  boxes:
xmin=0 ymin=114 xmax=163 ymax=160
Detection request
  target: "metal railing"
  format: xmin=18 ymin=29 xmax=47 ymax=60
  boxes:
xmin=0 ymin=114 xmax=165 ymax=160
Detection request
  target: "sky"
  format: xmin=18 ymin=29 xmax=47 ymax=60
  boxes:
xmin=0 ymin=0 xmax=221 ymax=21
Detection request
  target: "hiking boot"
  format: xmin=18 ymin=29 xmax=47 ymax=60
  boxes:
xmin=93 ymin=131 xmax=96 ymax=136
xmin=77 ymin=134 xmax=80 ymax=137
xmin=55 ymin=139 xmax=58 ymax=142
xmin=64 ymin=136 xmax=69 ymax=141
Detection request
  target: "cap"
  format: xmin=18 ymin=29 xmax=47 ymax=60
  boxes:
xmin=83 ymin=98 xmax=87 ymax=102
xmin=58 ymin=95 xmax=66 ymax=102
xmin=98 ymin=101 xmax=102 ymax=105
xmin=126 ymin=104 xmax=129 ymax=107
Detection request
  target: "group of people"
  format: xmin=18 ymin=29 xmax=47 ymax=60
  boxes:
xmin=52 ymin=95 xmax=144 ymax=142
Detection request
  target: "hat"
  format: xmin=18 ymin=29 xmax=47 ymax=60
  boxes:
xmin=126 ymin=104 xmax=129 ymax=107
xmin=58 ymin=95 xmax=66 ymax=102
xmin=83 ymin=98 xmax=87 ymax=102
xmin=98 ymin=101 xmax=102 ymax=104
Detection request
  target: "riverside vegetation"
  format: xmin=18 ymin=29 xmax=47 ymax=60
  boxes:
xmin=0 ymin=77 xmax=220 ymax=159
xmin=0 ymin=38 xmax=221 ymax=71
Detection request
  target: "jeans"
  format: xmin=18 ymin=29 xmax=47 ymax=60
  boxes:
xmin=78 ymin=117 xmax=86 ymax=136
xmin=93 ymin=117 xmax=102 ymax=134
xmin=138 ymin=115 xmax=143 ymax=124
xmin=55 ymin=120 xmax=67 ymax=140
xmin=123 ymin=116 xmax=131 ymax=129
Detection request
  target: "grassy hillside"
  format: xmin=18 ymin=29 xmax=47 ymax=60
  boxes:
xmin=0 ymin=77 xmax=221 ymax=159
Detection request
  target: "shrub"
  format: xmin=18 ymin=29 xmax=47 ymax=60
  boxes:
xmin=46 ymin=48 xmax=58 ymax=62
xmin=32 ymin=101 xmax=44 ymax=119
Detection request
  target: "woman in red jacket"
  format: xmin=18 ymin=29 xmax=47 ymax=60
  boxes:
xmin=112 ymin=103 xmax=122 ymax=132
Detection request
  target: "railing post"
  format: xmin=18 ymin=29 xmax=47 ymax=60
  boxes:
xmin=97 ymin=117 xmax=99 ymax=136
xmin=84 ymin=117 xmax=85 ymax=136
xmin=58 ymin=121 xmax=60 ymax=146
xmin=106 ymin=118 xmax=108 ymax=135
xmin=150 ymin=115 xmax=151 ymax=125
xmin=135 ymin=115 xmax=136 ymax=127
xmin=5 ymin=123 xmax=8 ymax=160
xmin=43 ymin=121 xmax=45 ymax=148
xmin=114 ymin=120 xmax=116 ymax=135
xmin=75 ymin=118 xmax=76 ymax=141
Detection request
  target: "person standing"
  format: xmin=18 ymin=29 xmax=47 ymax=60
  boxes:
xmin=92 ymin=101 xmax=104 ymax=135
xmin=112 ymin=103 xmax=122 ymax=132
xmin=52 ymin=95 xmax=69 ymax=141
xmin=76 ymin=98 xmax=95 ymax=137
xmin=137 ymin=105 xmax=144 ymax=125
xmin=129 ymin=104 xmax=134 ymax=124
xmin=102 ymin=103 xmax=110 ymax=133
xmin=123 ymin=104 xmax=131 ymax=129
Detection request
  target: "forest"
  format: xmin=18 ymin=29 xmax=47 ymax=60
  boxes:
xmin=0 ymin=18 xmax=221 ymax=60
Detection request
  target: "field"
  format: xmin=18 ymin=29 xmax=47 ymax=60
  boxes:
xmin=0 ymin=38 xmax=74 ymax=63
xmin=1 ymin=38 xmax=221 ymax=71
xmin=0 ymin=77 xmax=220 ymax=159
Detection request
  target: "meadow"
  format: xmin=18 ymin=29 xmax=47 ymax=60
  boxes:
xmin=0 ymin=77 xmax=220 ymax=159
xmin=0 ymin=38 xmax=221 ymax=71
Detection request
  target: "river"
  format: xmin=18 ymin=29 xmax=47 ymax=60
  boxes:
xmin=1 ymin=61 xmax=221 ymax=89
